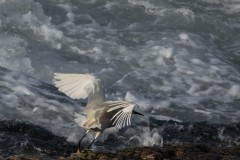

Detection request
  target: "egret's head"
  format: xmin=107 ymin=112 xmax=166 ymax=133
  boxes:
xmin=132 ymin=105 xmax=144 ymax=116
xmin=133 ymin=110 xmax=144 ymax=116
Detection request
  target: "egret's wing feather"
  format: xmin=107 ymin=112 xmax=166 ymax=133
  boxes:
xmin=53 ymin=73 xmax=96 ymax=100
xmin=106 ymin=101 xmax=131 ymax=112
xmin=54 ymin=73 xmax=105 ymax=114
xmin=105 ymin=101 xmax=135 ymax=129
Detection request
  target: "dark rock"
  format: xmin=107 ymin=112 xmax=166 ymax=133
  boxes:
xmin=0 ymin=120 xmax=76 ymax=157
xmin=66 ymin=147 xmax=163 ymax=160
xmin=1 ymin=120 xmax=240 ymax=159
xmin=0 ymin=144 xmax=240 ymax=160
xmin=149 ymin=118 xmax=240 ymax=147
xmin=64 ymin=144 xmax=240 ymax=160
xmin=117 ymin=147 xmax=164 ymax=160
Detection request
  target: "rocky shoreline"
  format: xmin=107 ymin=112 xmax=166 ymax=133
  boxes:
xmin=0 ymin=120 xmax=240 ymax=160
xmin=2 ymin=144 xmax=240 ymax=160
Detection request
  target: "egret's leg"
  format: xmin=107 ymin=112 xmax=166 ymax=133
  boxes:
xmin=77 ymin=130 xmax=89 ymax=153
xmin=87 ymin=131 xmax=101 ymax=149
xmin=87 ymin=138 xmax=96 ymax=149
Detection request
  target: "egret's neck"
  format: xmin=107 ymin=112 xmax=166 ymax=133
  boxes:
xmin=86 ymin=79 xmax=105 ymax=107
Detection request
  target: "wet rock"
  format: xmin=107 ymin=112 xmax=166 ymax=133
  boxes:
xmin=149 ymin=119 xmax=240 ymax=147
xmin=0 ymin=120 xmax=76 ymax=157
xmin=1 ymin=120 xmax=240 ymax=159
xmin=161 ymin=143 xmax=240 ymax=160
xmin=117 ymin=147 xmax=164 ymax=160
xmin=64 ymin=144 xmax=240 ymax=160
xmin=67 ymin=147 xmax=163 ymax=160
xmin=1 ymin=144 xmax=240 ymax=160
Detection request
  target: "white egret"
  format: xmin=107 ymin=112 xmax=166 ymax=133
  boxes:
xmin=53 ymin=73 xmax=144 ymax=152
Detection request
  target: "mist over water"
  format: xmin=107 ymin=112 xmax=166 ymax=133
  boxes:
xmin=1 ymin=0 xmax=240 ymax=149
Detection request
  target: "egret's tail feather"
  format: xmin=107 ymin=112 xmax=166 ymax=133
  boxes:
xmin=74 ymin=112 xmax=86 ymax=126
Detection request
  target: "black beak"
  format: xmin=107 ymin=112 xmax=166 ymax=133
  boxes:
xmin=133 ymin=110 xmax=144 ymax=116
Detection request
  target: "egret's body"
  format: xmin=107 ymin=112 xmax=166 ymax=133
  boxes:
xmin=53 ymin=73 xmax=143 ymax=151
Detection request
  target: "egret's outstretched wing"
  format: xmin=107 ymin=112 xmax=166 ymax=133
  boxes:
xmin=106 ymin=101 xmax=135 ymax=129
xmin=53 ymin=73 xmax=96 ymax=99
xmin=53 ymin=73 xmax=105 ymax=114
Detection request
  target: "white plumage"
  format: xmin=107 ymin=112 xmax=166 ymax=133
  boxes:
xmin=53 ymin=73 xmax=143 ymax=151
xmin=54 ymin=73 xmax=95 ymax=100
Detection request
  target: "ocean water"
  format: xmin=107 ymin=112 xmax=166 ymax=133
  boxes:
xmin=1 ymin=0 xmax=240 ymax=150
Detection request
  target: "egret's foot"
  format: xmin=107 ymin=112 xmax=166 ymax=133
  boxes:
xmin=76 ymin=148 xmax=81 ymax=155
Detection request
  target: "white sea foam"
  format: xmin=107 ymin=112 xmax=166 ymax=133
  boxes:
xmin=128 ymin=128 xmax=163 ymax=147
xmin=21 ymin=11 xmax=63 ymax=48
xmin=125 ymin=92 xmax=150 ymax=111
xmin=225 ymin=4 xmax=240 ymax=14
xmin=151 ymin=115 xmax=182 ymax=123
xmin=0 ymin=37 xmax=33 ymax=74
xmin=194 ymin=109 xmax=212 ymax=115
xmin=227 ymin=85 xmax=240 ymax=99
